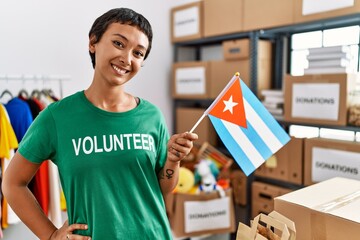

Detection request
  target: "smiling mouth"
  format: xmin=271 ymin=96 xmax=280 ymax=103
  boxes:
xmin=112 ymin=64 xmax=130 ymax=75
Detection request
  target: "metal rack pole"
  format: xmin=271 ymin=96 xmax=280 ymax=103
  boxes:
xmin=0 ymin=74 xmax=70 ymax=98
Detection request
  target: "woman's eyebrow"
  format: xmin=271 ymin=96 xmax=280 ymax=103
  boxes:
xmin=113 ymin=33 xmax=128 ymax=41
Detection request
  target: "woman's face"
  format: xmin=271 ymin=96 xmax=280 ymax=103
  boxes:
xmin=89 ymin=22 xmax=149 ymax=87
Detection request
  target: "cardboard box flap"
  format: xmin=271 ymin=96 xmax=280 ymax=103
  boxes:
xmin=275 ymin=177 xmax=360 ymax=223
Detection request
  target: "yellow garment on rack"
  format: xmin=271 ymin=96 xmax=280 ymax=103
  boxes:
xmin=0 ymin=104 xmax=19 ymax=228
xmin=60 ymin=189 xmax=67 ymax=211
xmin=0 ymin=104 xmax=18 ymax=159
xmin=1 ymin=158 xmax=8 ymax=229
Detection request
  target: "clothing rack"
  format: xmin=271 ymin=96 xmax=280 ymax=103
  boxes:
xmin=0 ymin=74 xmax=71 ymax=98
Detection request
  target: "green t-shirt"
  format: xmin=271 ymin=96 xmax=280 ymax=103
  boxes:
xmin=19 ymin=91 xmax=172 ymax=239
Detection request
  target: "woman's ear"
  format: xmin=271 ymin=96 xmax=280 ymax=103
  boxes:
xmin=89 ymin=35 xmax=97 ymax=53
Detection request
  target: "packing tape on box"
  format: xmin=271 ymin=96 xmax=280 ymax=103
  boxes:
xmin=313 ymin=190 xmax=360 ymax=213
xmin=310 ymin=190 xmax=360 ymax=240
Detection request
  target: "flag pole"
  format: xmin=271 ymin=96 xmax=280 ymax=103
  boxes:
xmin=189 ymin=113 xmax=206 ymax=133
xmin=188 ymin=72 xmax=240 ymax=133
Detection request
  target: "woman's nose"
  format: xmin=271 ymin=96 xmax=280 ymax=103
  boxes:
xmin=119 ymin=50 xmax=131 ymax=65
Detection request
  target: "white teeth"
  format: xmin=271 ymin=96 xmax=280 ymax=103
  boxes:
xmin=112 ymin=65 xmax=127 ymax=74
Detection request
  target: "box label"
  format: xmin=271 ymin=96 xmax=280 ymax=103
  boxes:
xmin=184 ymin=196 xmax=230 ymax=233
xmin=291 ymin=83 xmax=340 ymax=120
xmin=174 ymin=6 xmax=199 ymax=38
xmin=312 ymin=147 xmax=360 ymax=182
xmin=176 ymin=67 xmax=206 ymax=95
xmin=303 ymin=0 xmax=354 ymax=15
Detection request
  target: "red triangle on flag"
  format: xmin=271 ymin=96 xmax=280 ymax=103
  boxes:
xmin=209 ymin=79 xmax=247 ymax=128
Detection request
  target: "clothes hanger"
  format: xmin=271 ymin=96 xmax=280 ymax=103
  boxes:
xmin=0 ymin=89 xmax=13 ymax=99
xmin=31 ymin=89 xmax=41 ymax=99
xmin=18 ymin=89 xmax=29 ymax=99
xmin=41 ymin=89 xmax=53 ymax=97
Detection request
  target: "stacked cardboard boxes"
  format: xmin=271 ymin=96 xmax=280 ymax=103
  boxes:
xmin=171 ymin=0 xmax=360 ymax=41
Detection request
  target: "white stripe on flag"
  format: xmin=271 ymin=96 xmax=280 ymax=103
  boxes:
xmin=243 ymin=98 xmax=283 ymax=153
xmin=222 ymin=120 xmax=265 ymax=168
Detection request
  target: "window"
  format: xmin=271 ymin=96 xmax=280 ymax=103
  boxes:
xmin=290 ymin=26 xmax=360 ymax=76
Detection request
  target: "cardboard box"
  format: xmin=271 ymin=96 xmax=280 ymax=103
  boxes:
xmin=230 ymin=170 xmax=247 ymax=205
xmin=243 ymin=0 xmax=295 ymax=31
xmin=222 ymin=39 xmax=250 ymax=60
xmin=176 ymin=107 xmax=217 ymax=146
xmin=295 ymin=0 xmax=360 ymax=24
xmin=172 ymin=60 xmax=249 ymax=99
xmin=284 ymin=73 xmax=358 ymax=126
xmin=255 ymin=137 xmax=304 ymax=185
xmin=252 ymin=181 xmax=292 ymax=218
xmin=274 ymin=177 xmax=360 ymax=240
xmin=204 ymin=0 xmax=243 ymax=37
xmin=171 ymin=1 xmax=203 ymax=43
xmin=170 ymin=189 xmax=236 ymax=238
xmin=304 ymin=137 xmax=360 ymax=186
xmin=222 ymin=39 xmax=272 ymax=61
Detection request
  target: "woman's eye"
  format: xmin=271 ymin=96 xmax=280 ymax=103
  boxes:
xmin=113 ymin=41 xmax=123 ymax=47
xmin=134 ymin=51 xmax=144 ymax=58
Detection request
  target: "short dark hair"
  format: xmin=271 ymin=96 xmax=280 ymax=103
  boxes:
xmin=88 ymin=8 xmax=153 ymax=68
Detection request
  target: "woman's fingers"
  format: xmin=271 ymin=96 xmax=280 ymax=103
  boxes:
xmin=67 ymin=223 xmax=88 ymax=232
xmin=65 ymin=222 xmax=90 ymax=240
xmin=50 ymin=221 xmax=91 ymax=240
xmin=66 ymin=233 xmax=91 ymax=240
xmin=168 ymin=132 xmax=198 ymax=161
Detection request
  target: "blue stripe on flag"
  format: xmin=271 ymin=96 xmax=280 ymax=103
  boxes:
xmin=240 ymin=80 xmax=290 ymax=145
xmin=209 ymin=115 xmax=255 ymax=176
xmin=241 ymin=120 xmax=273 ymax=160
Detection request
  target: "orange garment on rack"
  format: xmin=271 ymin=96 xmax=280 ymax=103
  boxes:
xmin=33 ymin=161 xmax=50 ymax=215
xmin=27 ymin=98 xmax=50 ymax=215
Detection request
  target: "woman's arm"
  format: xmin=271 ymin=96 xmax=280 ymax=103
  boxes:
xmin=159 ymin=132 xmax=198 ymax=195
xmin=2 ymin=152 xmax=89 ymax=240
xmin=2 ymin=152 xmax=58 ymax=239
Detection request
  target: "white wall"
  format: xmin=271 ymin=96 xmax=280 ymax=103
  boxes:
xmin=0 ymin=0 xmax=195 ymax=239
xmin=0 ymin=0 xmax=187 ymax=132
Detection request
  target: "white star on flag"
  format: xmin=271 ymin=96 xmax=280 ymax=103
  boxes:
xmin=223 ymin=95 xmax=238 ymax=114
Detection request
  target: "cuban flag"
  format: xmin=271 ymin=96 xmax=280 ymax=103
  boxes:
xmin=191 ymin=73 xmax=290 ymax=176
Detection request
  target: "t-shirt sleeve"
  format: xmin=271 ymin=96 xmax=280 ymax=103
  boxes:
xmin=155 ymin=112 xmax=169 ymax=174
xmin=18 ymin=107 xmax=57 ymax=164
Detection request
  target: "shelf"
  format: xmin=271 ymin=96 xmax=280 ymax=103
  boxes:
xmin=279 ymin=120 xmax=360 ymax=133
xmin=254 ymin=176 xmax=304 ymax=190
xmin=172 ymin=12 xmax=360 ymax=228
xmin=173 ymin=100 xmax=360 ymax=133
xmin=260 ymin=13 xmax=360 ymax=36
xmin=174 ymin=32 xmax=252 ymax=47
xmin=174 ymin=13 xmax=360 ymax=47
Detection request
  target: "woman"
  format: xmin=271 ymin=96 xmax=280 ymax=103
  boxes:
xmin=2 ymin=8 xmax=197 ymax=240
